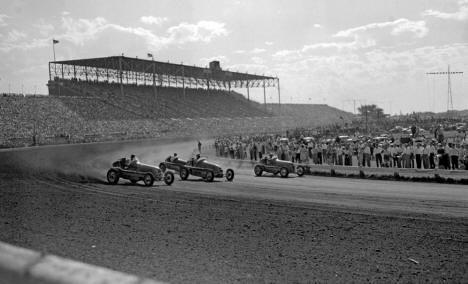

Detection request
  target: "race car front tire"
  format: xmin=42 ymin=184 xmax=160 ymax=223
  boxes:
xmin=180 ymin=168 xmax=189 ymax=180
xmin=205 ymin=171 xmax=214 ymax=182
xmin=225 ymin=169 xmax=234 ymax=181
xmin=106 ymin=169 xmax=119 ymax=184
xmin=254 ymin=165 xmax=263 ymax=176
xmin=164 ymin=171 xmax=174 ymax=185
xmin=296 ymin=166 xmax=305 ymax=177
xmin=280 ymin=167 xmax=289 ymax=178
xmin=143 ymin=174 xmax=154 ymax=187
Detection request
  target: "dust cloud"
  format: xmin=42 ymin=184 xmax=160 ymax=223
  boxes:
xmin=0 ymin=138 xmax=201 ymax=182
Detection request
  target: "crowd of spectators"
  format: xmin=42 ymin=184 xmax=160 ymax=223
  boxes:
xmin=3 ymin=78 xmax=467 ymax=162
xmin=54 ymin=79 xmax=271 ymax=119
xmin=214 ymin=123 xmax=468 ymax=170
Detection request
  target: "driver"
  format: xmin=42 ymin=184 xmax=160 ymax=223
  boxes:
xmin=169 ymin=153 xmax=178 ymax=162
xmin=266 ymin=153 xmax=274 ymax=165
xmin=128 ymin=154 xmax=139 ymax=168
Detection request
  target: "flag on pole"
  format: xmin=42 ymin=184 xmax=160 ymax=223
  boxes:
xmin=147 ymin=53 xmax=153 ymax=58
xmin=53 ymin=39 xmax=59 ymax=44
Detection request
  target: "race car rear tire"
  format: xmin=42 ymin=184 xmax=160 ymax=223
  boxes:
xmin=296 ymin=166 xmax=305 ymax=177
xmin=280 ymin=167 xmax=289 ymax=178
xmin=106 ymin=169 xmax=119 ymax=184
xmin=180 ymin=168 xmax=189 ymax=180
xmin=205 ymin=171 xmax=214 ymax=182
xmin=159 ymin=163 xmax=166 ymax=172
xmin=254 ymin=165 xmax=263 ymax=176
xmin=143 ymin=174 xmax=154 ymax=187
xmin=164 ymin=171 xmax=174 ymax=185
xmin=225 ymin=169 xmax=234 ymax=181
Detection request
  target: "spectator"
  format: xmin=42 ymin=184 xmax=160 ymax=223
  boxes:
xmin=375 ymin=143 xmax=383 ymax=167
xmin=415 ymin=143 xmax=423 ymax=169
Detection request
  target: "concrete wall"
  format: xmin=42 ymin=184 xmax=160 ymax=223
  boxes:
xmin=0 ymin=242 xmax=165 ymax=284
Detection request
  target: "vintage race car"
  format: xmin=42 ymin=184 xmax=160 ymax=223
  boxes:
xmin=159 ymin=156 xmax=187 ymax=173
xmin=106 ymin=158 xmax=174 ymax=186
xmin=161 ymin=156 xmax=234 ymax=182
xmin=254 ymin=156 xmax=305 ymax=178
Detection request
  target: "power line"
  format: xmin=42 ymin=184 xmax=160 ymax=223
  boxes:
xmin=426 ymin=65 xmax=463 ymax=112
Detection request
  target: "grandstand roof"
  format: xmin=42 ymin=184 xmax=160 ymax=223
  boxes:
xmin=52 ymin=56 xmax=275 ymax=82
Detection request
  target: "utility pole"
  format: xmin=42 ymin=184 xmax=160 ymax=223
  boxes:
xmin=344 ymin=99 xmax=357 ymax=114
xmin=426 ymin=65 xmax=463 ymax=112
xmin=365 ymin=109 xmax=368 ymax=135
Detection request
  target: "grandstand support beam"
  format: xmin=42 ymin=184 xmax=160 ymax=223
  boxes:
xmin=152 ymin=60 xmax=157 ymax=100
xmin=48 ymin=62 xmax=51 ymax=81
xmin=277 ymin=78 xmax=281 ymax=114
xmin=182 ymin=65 xmax=186 ymax=99
xmin=119 ymin=56 xmax=123 ymax=96
xmin=263 ymin=79 xmax=266 ymax=111
xmin=246 ymin=85 xmax=250 ymax=101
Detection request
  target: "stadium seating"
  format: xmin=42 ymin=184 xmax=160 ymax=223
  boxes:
xmin=0 ymin=79 xmax=357 ymax=148
xmin=50 ymin=79 xmax=271 ymax=119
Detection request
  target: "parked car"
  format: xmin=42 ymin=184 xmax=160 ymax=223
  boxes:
xmin=106 ymin=157 xmax=174 ymax=186
xmin=254 ymin=155 xmax=305 ymax=178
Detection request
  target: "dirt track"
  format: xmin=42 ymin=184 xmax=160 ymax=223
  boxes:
xmin=0 ymin=139 xmax=467 ymax=283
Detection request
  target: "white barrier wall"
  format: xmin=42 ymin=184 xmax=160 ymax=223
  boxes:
xmin=0 ymin=242 xmax=165 ymax=284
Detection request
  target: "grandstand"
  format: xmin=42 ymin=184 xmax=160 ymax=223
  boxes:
xmin=49 ymin=79 xmax=272 ymax=119
xmin=0 ymin=55 xmax=355 ymax=148
xmin=267 ymin=103 xmax=355 ymax=125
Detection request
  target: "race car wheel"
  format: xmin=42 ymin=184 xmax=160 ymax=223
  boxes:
xmin=180 ymin=168 xmax=189 ymax=180
xmin=164 ymin=171 xmax=174 ymax=186
xmin=159 ymin=163 xmax=166 ymax=172
xmin=205 ymin=171 xmax=214 ymax=182
xmin=296 ymin=166 xmax=305 ymax=177
xmin=106 ymin=169 xmax=119 ymax=184
xmin=280 ymin=167 xmax=289 ymax=178
xmin=225 ymin=169 xmax=234 ymax=181
xmin=143 ymin=174 xmax=154 ymax=187
xmin=254 ymin=165 xmax=263 ymax=176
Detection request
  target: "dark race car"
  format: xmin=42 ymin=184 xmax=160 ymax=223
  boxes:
xmin=254 ymin=156 xmax=305 ymax=178
xmin=106 ymin=158 xmax=174 ymax=186
xmin=162 ymin=156 xmax=234 ymax=182
xmin=159 ymin=156 xmax=187 ymax=173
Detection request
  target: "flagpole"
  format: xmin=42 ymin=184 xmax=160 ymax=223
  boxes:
xmin=53 ymin=42 xmax=56 ymax=62
xmin=52 ymin=39 xmax=57 ymax=78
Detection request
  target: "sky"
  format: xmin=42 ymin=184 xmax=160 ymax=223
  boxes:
xmin=0 ymin=0 xmax=467 ymax=114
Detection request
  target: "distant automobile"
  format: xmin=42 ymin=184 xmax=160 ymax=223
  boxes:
xmin=302 ymin=137 xmax=315 ymax=144
xmin=161 ymin=156 xmax=234 ymax=182
xmin=254 ymin=156 xmax=305 ymax=178
xmin=107 ymin=158 xmax=174 ymax=186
